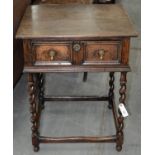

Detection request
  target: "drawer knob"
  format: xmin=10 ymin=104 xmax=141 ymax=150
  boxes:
xmin=49 ymin=50 xmax=56 ymax=60
xmin=73 ymin=43 xmax=81 ymax=52
xmin=98 ymin=49 xmax=105 ymax=60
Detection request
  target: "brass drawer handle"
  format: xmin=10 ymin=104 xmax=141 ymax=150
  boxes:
xmin=49 ymin=50 xmax=56 ymax=60
xmin=98 ymin=49 xmax=105 ymax=60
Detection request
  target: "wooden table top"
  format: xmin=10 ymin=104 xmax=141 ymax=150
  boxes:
xmin=16 ymin=4 xmax=137 ymax=39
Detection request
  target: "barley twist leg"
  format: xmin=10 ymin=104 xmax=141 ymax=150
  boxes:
xmin=38 ymin=73 xmax=45 ymax=110
xmin=28 ymin=73 xmax=40 ymax=152
xmin=116 ymin=72 xmax=127 ymax=152
xmin=108 ymin=72 xmax=115 ymax=109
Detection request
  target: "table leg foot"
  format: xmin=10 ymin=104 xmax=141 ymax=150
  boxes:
xmin=33 ymin=146 xmax=40 ymax=152
xmin=116 ymin=145 xmax=122 ymax=152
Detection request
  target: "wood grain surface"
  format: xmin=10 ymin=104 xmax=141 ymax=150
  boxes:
xmin=16 ymin=4 xmax=137 ymax=39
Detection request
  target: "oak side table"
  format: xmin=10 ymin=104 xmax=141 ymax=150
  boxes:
xmin=16 ymin=4 xmax=137 ymax=152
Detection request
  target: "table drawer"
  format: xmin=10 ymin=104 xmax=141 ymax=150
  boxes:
xmin=83 ymin=41 xmax=122 ymax=65
xmin=33 ymin=43 xmax=72 ymax=65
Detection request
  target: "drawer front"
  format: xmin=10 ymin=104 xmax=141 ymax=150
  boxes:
xmin=32 ymin=43 xmax=72 ymax=65
xmin=84 ymin=41 xmax=121 ymax=65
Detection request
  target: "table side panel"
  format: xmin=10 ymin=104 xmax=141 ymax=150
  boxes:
xmin=121 ymin=38 xmax=130 ymax=65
